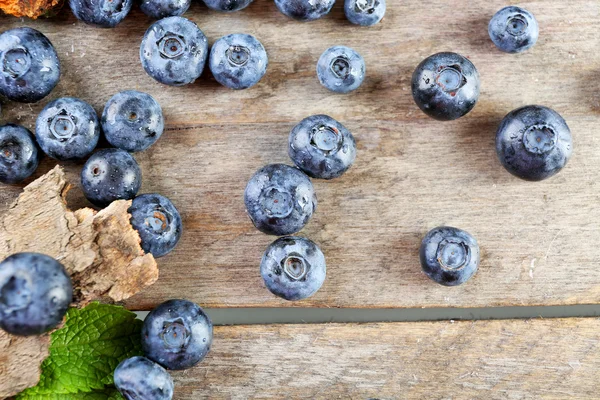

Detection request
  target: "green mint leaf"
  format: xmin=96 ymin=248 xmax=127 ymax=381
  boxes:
xmin=15 ymin=387 xmax=124 ymax=399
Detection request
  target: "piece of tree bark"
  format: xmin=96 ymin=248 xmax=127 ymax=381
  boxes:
xmin=0 ymin=165 xmax=158 ymax=398
xmin=0 ymin=0 xmax=62 ymax=19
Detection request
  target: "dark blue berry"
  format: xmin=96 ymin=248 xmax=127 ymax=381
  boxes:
xmin=317 ymin=46 xmax=365 ymax=94
xmin=489 ymin=6 xmax=538 ymax=53
xmin=81 ymin=148 xmax=142 ymax=208
xmin=288 ymin=114 xmax=356 ymax=179
xmin=142 ymin=299 xmax=212 ymax=370
xmin=0 ymin=253 xmax=72 ymax=336
xmin=261 ymin=236 xmax=326 ymax=301
xmin=35 ymin=97 xmax=100 ymax=161
xmin=203 ymin=0 xmax=253 ymax=11
xmin=274 ymin=0 xmax=335 ymax=21
xmin=244 ymin=164 xmax=317 ymax=236
xmin=420 ymin=227 xmax=479 ymax=286
xmin=412 ymin=52 xmax=480 ymax=121
xmin=114 ymin=356 xmax=174 ymax=400
xmin=496 ymin=105 xmax=572 ymax=181
xmin=344 ymin=0 xmax=385 ymax=26
xmin=0 ymin=124 xmax=39 ymax=184
xmin=209 ymin=33 xmax=268 ymax=90
xmin=0 ymin=28 xmax=60 ymax=103
xmin=102 ymin=90 xmax=164 ymax=152
xmin=70 ymin=0 xmax=132 ymax=28
xmin=141 ymin=0 xmax=190 ymax=19
xmin=140 ymin=17 xmax=209 ymax=86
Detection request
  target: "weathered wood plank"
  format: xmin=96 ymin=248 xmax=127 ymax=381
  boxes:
xmin=1 ymin=1 xmax=600 ymax=308
xmin=174 ymin=319 xmax=600 ymax=399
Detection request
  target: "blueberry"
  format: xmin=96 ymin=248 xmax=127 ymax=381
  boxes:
xmin=70 ymin=0 xmax=132 ymax=28
xmin=411 ymin=52 xmax=480 ymax=121
xmin=142 ymin=299 xmax=212 ymax=370
xmin=0 ymin=28 xmax=60 ymax=103
xmin=244 ymin=164 xmax=317 ymax=236
xmin=209 ymin=34 xmax=268 ymax=90
xmin=0 ymin=124 xmax=39 ymax=184
xmin=274 ymin=0 xmax=335 ymax=21
xmin=344 ymin=0 xmax=385 ymax=26
xmin=114 ymin=356 xmax=174 ymax=400
xmin=102 ymin=91 xmax=164 ymax=152
xmin=81 ymin=148 xmax=142 ymax=207
xmin=35 ymin=97 xmax=100 ymax=161
xmin=317 ymin=46 xmax=365 ymax=94
xmin=140 ymin=17 xmax=209 ymax=86
xmin=260 ymin=236 xmax=326 ymax=301
xmin=419 ymin=226 xmax=479 ymax=286
xmin=0 ymin=253 xmax=72 ymax=336
xmin=489 ymin=6 xmax=539 ymax=54
xmin=141 ymin=0 xmax=190 ymax=19
xmin=288 ymin=114 xmax=356 ymax=179
xmin=129 ymin=194 xmax=182 ymax=258
xmin=496 ymin=105 xmax=572 ymax=181
xmin=203 ymin=0 xmax=253 ymax=12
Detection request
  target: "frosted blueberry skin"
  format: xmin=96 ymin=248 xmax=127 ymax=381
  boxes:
xmin=141 ymin=0 xmax=190 ymax=19
xmin=344 ymin=0 xmax=385 ymax=26
xmin=0 ymin=253 xmax=73 ymax=336
xmin=489 ymin=6 xmax=539 ymax=54
xmin=35 ymin=97 xmax=100 ymax=161
xmin=288 ymin=114 xmax=356 ymax=179
xmin=0 ymin=28 xmax=60 ymax=103
xmin=209 ymin=33 xmax=268 ymax=90
xmin=102 ymin=90 xmax=164 ymax=152
xmin=411 ymin=52 xmax=480 ymax=121
xmin=244 ymin=164 xmax=317 ymax=236
xmin=420 ymin=227 xmax=479 ymax=287
xmin=140 ymin=17 xmax=209 ymax=86
xmin=496 ymin=105 xmax=572 ymax=181
xmin=142 ymin=299 xmax=213 ymax=370
xmin=261 ymin=236 xmax=326 ymax=301
xmin=203 ymin=0 xmax=253 ymax=12
xmin=317 ymin=46 xmax=365 ymax=94
xmin=129 ymin=194 xmax=182 ymax=258
xmin=81 ymin=148 xmax=142 ymax=208
xmin=274 ymin=0 xmax=335 ymax=21
xmin=0 ymin=124 xmax=39 ymax=184
xmin=70 ymin=0 xmax=133 ymax=27
xmin=114 ymin=356 xmax=174 ymax=400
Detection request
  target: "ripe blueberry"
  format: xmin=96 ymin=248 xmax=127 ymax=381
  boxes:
xmin=0 ymin=253 xmax=72 ymax=336
xmin=420 ymin=226 xmax=479 ymax=286
xmin=114 ymin=356 xmax=174 ymax=400
xmin=142 ymin=299 xmax=213 ymax=370
xmin=141 ymin=0 xmax=190 ymax=19
xmin=288 ymin=114 xmax=356 ymax=179
xmin=274 ymin=0 xmax=335 ymax=21
xmin=317 ymin=46 xmax=365 ymax=94
xmin=496 ymin=105 xmax=572 ymax=181
xmin=489 ymin=6 xmax=539 ymax=54
xmin=70 ymin=0 xmax=133 ymax=28
xmin=0 ymin=124 xmax=39 ymax=184
xmin=0 ymin=28 xmax=60 ymax=103
xmin=411 ymin=52 xmax=480 ymax=121
xmin=203 ymin=0 xmax=253 ymax=12
xmin=244 ymin=164 xmax=317 ymax=236
xmin=344 ymin=0 xmax=385 ymax=26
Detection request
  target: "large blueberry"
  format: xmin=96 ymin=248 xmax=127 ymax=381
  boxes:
xmin=288 ymin=114 xmax=356 ymax=179
xmin=0 ymin=28 xmax=60 ymax=103
xmin=420 ymin=226 xmax=479 ymax=286
xmin=274 ymin=0 xmax=335 ymax=21
xmin=412 ymin=52 xmax=480 ymax=121
xmin=260 ymin=236 xmax=326 ymax=301
xmin=141 ymin=0 xmax=190 ymax=19
xmin=114 ymin=356 xmax=174 ymax=400
xmin=102 ymin=91 xmax=164 ymax=152
xmin=344 ymin=0 xmax=385 ymax=26
xmin=0 ymin=253 xmax=72 ymax=336
xmin=203 ymin=0 xmax=253 ymax=12
xmin=140 ymin=17 xmax=209 ymax=86
xmin=209 ymin=33 xmax=268 ymax=90
xmin=489 ymin=6 xmax=538 ymax=54
xmin=317 ymin=46 xmax=365 ymax=94
xmin=244 ymin=164 xmax=317 ymax=236
xmin=129 ymin=194 xmax=182 ymax=258
xmin=496 ymin=105 xmax=572 ymax=181
xmin=0 ymin=124 xmax=39 ymax=184
xmin=70 ymin=0 xmax=132 ymax=28
xmin=142 ymin=299 xmax=212 ymax=370
xmin=35 ymin=97 xmax=100 ymax=161
xmin=81 ymin=148 xmax=142 ymax=207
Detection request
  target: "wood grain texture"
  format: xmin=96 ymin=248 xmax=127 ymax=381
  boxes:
xmin=1 ymin=1 xmax=600 ymax=308
xmin=174 ymin=318 xmax=600 ymax=399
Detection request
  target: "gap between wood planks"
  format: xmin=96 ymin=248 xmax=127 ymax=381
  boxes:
xmin=135 ymin=305 xmax=600 ymax=325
